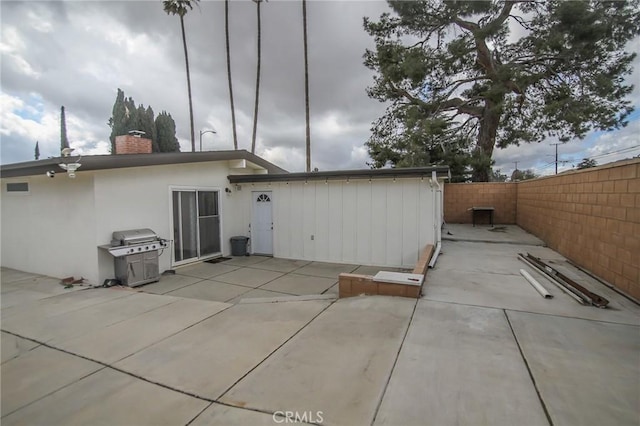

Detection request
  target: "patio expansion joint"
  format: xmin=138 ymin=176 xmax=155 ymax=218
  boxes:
xmin=214 ymin=299 xmax=337 ymax=404
xmin=0 ymin=329 xmax=216 ymax=405
xmin=370 ymin=298 xmax=420 ymax=426
xmin=442 ymin=237 xmax=546 ymax=247
xmin=503 ymin=310 xmax=554 ymax=426
xmin=421 ymin=297 xmax=640 ymax=327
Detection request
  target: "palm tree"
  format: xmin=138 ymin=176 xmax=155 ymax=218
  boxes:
xmin=163 ymin=0 xmax=199 ymax=152
xmin=302 ymin=0 xmax=311 ymax=171
xmin=225 ymin=0 xmax=238 ymax=150
xmin=251 ymin=0 xmax=264 ymax=154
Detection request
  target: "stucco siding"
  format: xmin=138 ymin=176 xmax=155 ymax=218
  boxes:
xmin=92 ymin=162 xmax=246 ymax=284
xmin=1 ymin=174 xmax=97 ymax=282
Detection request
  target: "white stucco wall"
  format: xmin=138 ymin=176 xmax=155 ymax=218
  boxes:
xmin=2 ymin=163 xmax=445 ymax=284
xmin=1 ymin=174 xmax=98 ymax=281
xmin=236 ymin=177 xmax=440 ymax=268
xmin=92 ymin=162 xmax=248 ymax=283
xmin=2 ymin=161 xmax=249 ymax=285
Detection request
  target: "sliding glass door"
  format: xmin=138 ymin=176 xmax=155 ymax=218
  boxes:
xmin=172 ymin=189 xmax=221 ymax=264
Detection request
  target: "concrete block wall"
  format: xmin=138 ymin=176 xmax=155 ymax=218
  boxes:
xmin=517 ymin=159 xmax=639 ymax=299
xmin=444 ymin=182 xmax=517 ymax=224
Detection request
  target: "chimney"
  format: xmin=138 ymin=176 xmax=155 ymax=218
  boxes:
xmin=115 ymin=135 xmax=152 ymax=154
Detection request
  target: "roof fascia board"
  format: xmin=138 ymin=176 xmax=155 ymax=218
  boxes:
xmin=1 ymin=149 xmax=287 ymax=178
xmin=228 ymin=167 xmax=450 ymax=184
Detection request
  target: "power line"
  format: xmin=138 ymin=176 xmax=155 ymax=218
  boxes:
xmin=585 ymin=145 xmax=640 ymax=161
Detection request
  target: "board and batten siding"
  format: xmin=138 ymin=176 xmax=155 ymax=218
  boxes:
xmin=258 ymin=178 xmax=438 ymax=268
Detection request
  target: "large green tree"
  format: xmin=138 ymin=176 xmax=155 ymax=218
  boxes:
xmin=163 ymin=0 xmax=199 ymax=152
xmin=107 ymin=89 xmax=179 ymax=153
xmin=156 ymin=111 xmax=181 ymax=152
xmin=364 ymin=0 xmax=640 ymax=181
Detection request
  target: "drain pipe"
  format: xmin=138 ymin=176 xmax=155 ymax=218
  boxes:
xmin=429 ymin=170 xmax=442 ymax=268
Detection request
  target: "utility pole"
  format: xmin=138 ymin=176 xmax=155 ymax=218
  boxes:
xmin=550 ymin=143 xmax=561 ymax=174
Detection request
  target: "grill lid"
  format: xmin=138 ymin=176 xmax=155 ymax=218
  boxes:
xmin=111 ymin=228 xmax=158 ymax=246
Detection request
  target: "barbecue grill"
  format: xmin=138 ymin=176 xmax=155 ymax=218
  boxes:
xmin=100 ymin=228 xmax=168 ymax=287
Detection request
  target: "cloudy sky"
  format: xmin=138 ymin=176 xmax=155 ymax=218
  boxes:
xmin=1 ymin=0 xmax=639 ymax=177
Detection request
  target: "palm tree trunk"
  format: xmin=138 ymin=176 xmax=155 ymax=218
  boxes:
xmin=302 ymin=0 xmax=311 ymax=172
xmin=180 ymin=15 xmax=196 ymax=152
xmin=251 ymin=0 xmax=262 ymax=154
xmin=225 ymin=0 xmax=238 ymax=150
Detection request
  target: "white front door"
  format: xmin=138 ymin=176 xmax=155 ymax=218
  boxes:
xmin=252 ymin=191 xmax=273 ymax=255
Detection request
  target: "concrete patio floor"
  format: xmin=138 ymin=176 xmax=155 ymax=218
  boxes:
xmin=1 ymin=225 xmax=639 ymax=425
xmin=139 ymin=257 xmax=409 ymax=304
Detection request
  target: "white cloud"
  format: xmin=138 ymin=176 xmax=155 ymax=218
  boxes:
xmin=0 ymin=0 xmax=637 ymax=179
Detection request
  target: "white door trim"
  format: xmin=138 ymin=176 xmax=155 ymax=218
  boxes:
xmin=251 ymin=190 xmax=273 ymax=255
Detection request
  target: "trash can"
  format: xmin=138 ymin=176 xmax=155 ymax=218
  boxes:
xmin=230 ymin=236 xmax=249 ymax=256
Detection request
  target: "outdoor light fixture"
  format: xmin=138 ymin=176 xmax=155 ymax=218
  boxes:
xmin=59 ymin=162 xmax=81 ymax=178
xmin=57 ymin=147 xmax=82 ymax=179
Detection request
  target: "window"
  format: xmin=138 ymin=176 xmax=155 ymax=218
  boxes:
xmin=6 ymin=182 xmax=29 ymax=193
xmin=256 ymin=193 xmax=271 ymax=202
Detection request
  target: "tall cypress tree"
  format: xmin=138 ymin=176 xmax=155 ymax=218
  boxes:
xmin=108 ymin=89 xmax=127 ymax=153
xmin=35 ymin=141 xmax=40 ymax=160
xmin=155 ymin=111 xmax=180 ymax=152
xmin=60 ymin=106 xmax=69 ymax=151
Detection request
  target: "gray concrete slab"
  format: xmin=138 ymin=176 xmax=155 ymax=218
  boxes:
xmin=324 ymin=282 xmax=338 ymax=294
xmin=260 ymin=273 xmax=336 ymax=295
xmin=294 ymin=261 xmax=359 ymax=279
xmin=115 ymin=300 xmax=331 ymax=400
xmin=425 ymin=268 xmax=640 ymax=326
xmin=0 ymin=277 xmax=83 ymax=309
xmin=0 ymin=268 xmax=44 ymax=284
xmin=443 ymin=223 xmax=545 ymax=245
xmin=374 ymin=300 xmax=548 ymax=426
xmin=248 ymin=257 xmax=311 ymax=273
xmin=222 ymin=255 xmax=270 ymax=266
xmin=1 ymin=332 xmax=39 ymax=364
xmin=228 ymin=288 xmax=293 ymax=304
xmin=436 ymin=249 xmax=534 ymax=276
xmin=438 ymin=240 xmax=561 ymax=260
xmin=58 ymin=298 xmax=230 ymax=364
xmin=236 ymin=294 xmax=337 ymax=304
xmin=1 ymin=345 xmax=103 ymax=416
xmin=191 ymin=403 xmax=281 ymax=426
xmin=220 ymin=296 xmax=415 ymax=426
xmin=139 ymin=273 xmax=203 ymax=294
xmin=214 ymin=267 xmax=285 ymax=288
xmin=176 ymin=262 xmax=240 ymax=279
xmin=166 ymin=279 xmax=252 ymax=303
xmin=1 ymin=288 xmax=132 ymax=322
xmin=2 ymin=292 xmax=176 ymax=345
xmin=1 ymin=368 xmax=209 ymax=426
xmin=507 ymin=311 xmax=640 ymax=426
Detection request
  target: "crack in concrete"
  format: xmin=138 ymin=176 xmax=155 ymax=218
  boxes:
xmin=503 ymin=310 xmax=554 ymax=426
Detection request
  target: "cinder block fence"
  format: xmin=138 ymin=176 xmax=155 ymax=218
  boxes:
xmin=444 ymin=158 xmax=639 ymax=300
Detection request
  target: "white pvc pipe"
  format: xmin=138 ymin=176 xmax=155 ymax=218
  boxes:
xmin=517 ymin=255 xmax=585 ymax=304
xmin=429 ymin=242 xmax=441 ymax=268
xmin=520 ymin=269 xmax=553 ymax=299
xmin=429 ymin=170 xmax=443 ymax=268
